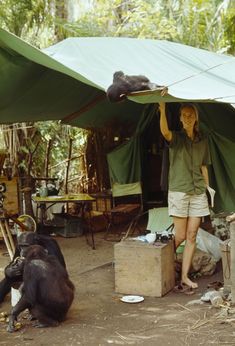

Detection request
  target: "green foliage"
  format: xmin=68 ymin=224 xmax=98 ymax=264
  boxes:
xmin=1 ymin=0 xmax=233 ymax=52
xmin=224 ymin=7 xmax=235 ymax=54
xmin=32 ymin=121 xmax=88 ymax=182
xmin=0 ymin=0 xmax=54 ymax=47
xmin=60 ymin=0 xmax=235 ymax=55
xmin=171 ymin=0 xmax=234 ymax=52
xmin=0 ymin=1 xmax=89 ymax=183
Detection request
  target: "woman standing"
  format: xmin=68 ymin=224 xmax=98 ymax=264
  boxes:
xmin=159 ymin=102 xmax=211 ymax=289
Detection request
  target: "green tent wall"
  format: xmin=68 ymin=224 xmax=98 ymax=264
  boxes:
xmin=107 ymin=102 xmax=235 ymax=213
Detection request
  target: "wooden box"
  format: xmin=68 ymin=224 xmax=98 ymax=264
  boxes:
xmin=0 ymin=177 xmax=19 ymax=239
xmin=0 ymin=177 xmax=19 ymax=215
xmin=114 ymin=239 xmax=175 ymax=297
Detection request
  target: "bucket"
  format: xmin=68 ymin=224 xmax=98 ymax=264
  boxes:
xmin=11 ymin=288 xmax=21 ymax=306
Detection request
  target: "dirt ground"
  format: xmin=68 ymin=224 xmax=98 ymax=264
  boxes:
xmin=0 ymin=231 xmax=234 ymax=346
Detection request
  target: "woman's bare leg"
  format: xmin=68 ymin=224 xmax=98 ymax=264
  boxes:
xmin=181 ymin=216 xmax=201 ymax=289
xmin=173 ymin=216 xmax=187 ymax=249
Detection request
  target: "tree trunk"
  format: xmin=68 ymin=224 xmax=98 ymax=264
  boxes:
xmin=55 ymin=0 xmax=68 ymax=41
xmin=86 ymin=129 xmax=111 ymax=193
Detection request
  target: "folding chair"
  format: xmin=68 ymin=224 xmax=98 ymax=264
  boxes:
xmin=104 ymin=181 xmax=143 ymax=240
xmin=146 ymin=207 xmax=173 ymax=233
xmin=122 ymin=207 xmax=173 ymax=240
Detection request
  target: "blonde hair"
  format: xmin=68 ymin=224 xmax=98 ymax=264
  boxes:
xmin=179 ymin=103 xmax=199 ymax=134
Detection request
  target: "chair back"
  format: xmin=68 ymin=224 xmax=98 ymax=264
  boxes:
xmin=112 ymin=182 xmax=142 ymax=197
xmin=111 ymin=182 xmax=143 ymax=211
xmin=147 ymin=207 xmax=173 ymax=233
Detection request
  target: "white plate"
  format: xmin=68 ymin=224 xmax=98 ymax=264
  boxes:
xmin=120 ymin=295 xmax=144 ymax=304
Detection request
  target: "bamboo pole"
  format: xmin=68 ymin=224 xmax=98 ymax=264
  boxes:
xmin=65 ymin=138 xmax=73 ymax=195
xmin=4 ymin=219 xmax=15 ymax=254
xmin=49 ymin=154 xmax=83 ymax=169
xmin=0 ymin=220 xmax=14 ymax=260
xmin=45 ymin=139 xmax=52 ymax=177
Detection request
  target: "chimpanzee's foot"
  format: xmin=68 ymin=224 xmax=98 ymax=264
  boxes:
xmin=7 ymin=319 xmax=15 ymax=333
xmin=33 ymin=320 xmax=59 ymax=328
xmin=7 ymin=324 xmax=15 ymax=333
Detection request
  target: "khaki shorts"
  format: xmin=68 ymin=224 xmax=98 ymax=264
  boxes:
xmin=168 ymin=191 xmax=210 ymax=217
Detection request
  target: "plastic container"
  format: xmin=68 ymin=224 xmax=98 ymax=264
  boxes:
xmin=39 ymin=181 xmax=48 ymax=197
xmin=146 ymin=233 xmax=156 ymax=244
xmin=11 ymin=288 xmax=21 ymax=306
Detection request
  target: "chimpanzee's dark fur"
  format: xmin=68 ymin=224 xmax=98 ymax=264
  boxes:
xmin=0 ymin=232 xmax=66 ymax=303
xmin=7 ymin=245 xmax=74 ymax=332
xmin=106 ymin=71 xmax=161 ymax=102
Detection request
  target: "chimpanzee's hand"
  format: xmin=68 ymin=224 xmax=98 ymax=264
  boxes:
xmin=5 ymin=257 xmax=25 ymax=279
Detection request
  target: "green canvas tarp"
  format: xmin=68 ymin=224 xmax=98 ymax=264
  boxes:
xmin=0 ymin=28 xmax=235 ymax=128
xmin=0 ymin=28 xmax=235 ymax=212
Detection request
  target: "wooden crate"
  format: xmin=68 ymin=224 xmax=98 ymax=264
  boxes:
xmin=0 ymin=177 xmax=19 ymax=215
xmin=114 ymin=239 xmax=175 ymax=297
xmin=0 ymin=177 xmax=19 ymax=239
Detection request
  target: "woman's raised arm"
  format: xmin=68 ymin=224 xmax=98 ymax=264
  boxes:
xmin=159 ymin=102 xmax=172 ymax=142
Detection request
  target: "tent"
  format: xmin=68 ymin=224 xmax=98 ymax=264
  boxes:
xmin=0 ymin=28 xmax=235 ymax=212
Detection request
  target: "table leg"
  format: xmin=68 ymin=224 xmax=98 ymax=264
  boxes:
xmin=87 ymin=211 xmax=95 ymax=250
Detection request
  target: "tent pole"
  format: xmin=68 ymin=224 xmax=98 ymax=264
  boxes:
xmin=62 ymin=94 xmax=106 ymax=123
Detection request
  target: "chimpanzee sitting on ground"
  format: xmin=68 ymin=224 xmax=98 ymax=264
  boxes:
xmin=0 ymin=232 xmax=66 ymax=304
xmin=106 ymin=71 xmax=164 ymax=102
xmin=7 ymin=245 xmax=74 ymax=332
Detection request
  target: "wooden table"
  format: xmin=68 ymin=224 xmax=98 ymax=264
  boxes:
xmin=32 ymin=194 xmax=96 ymax=249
